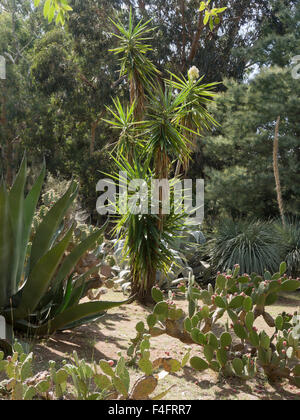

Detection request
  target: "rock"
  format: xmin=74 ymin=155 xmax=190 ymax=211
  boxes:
xmin=171 ymin=278 xmax=189 ymax=286
xmin=100 ymin=264 xmax=113 ymax=278
xmin=119 ymin=270 xmax=131 ymax=280
xmin=182 ymin=267 xmax=193 ymax=277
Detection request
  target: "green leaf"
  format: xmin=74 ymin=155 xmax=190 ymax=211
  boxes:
xmin=214 ymin=296 xmax=227 ymax=309
xmin=43 ymin=0 xmax=51 ymax=17
xmin=228 ymin=296 xmax=244 ymax=309
xmin=275 ymin=315 xmax=284 ymax=331
xmin=216 ymin=348 xmax=227 ymax=367
xmin=190 ymin=356 xmax=208 ymax=372
xmin=204 ymin=345 xmax=214 ymax=363
xmin=99 ymin=360 xmax=115 ymax=377
xmin=249 ymin=330 xmax=259 ymax=347
xmin=52 ymin=228 xmax=104 ymax=294
xmin=15 ymin=298 xmax=132 ymax=337
xmin=204 ymin=12 xmax=210 ymax=25
xmin=13 ymin=226 xmax=74 ymax=320
xmin=8 ymin=156 xmax=27 ymax=293
xmin=94 ymin=374 xmax=112 ymax=390
xmin=113 ymin=376 xmax=128 ymax=398
xmin=29 ymin=181 xmax=78 ymax=272
xmin=138 ymin=358 xmax=153 ymax=376
xmin=259 ymin=331 xmax=270 ymax=350
xmin=207 ymin=332 xmax=219 ymax=350
xmin=147 ymin=314 xmax=157 ymax=328
xmin=245 ymin=312 xmax=255 ymax=331
xmin=16 ymin=165 xmax=46 ymax=286
xmin=151 ymin=288 xmax=164 ymax=303
xmin=220 ymin=332 xmax=232 ymax=348
xmin=281 ymin=280 xmax=300 ymax=292
xmin=153 ymin=301 xmax=169 ymax=317
xmin=20 ymin=353 xmax=33 ymax=381
xmin=199 ymin=2 xmax=206 ymax=12
xmin=232 ymin=358 xmax=244 ymax=376
xmin=191 ymin=328 xmax=205 ymax=345
xmin=136 ymin=321 xmax=145 ymax=333
xmin=243 ymin=297 xmax=253 ymax=312
xmin=233 ymin=323 xmax=248 ymax=340
xmin=279 ymin=262 xmax=287 ymax=275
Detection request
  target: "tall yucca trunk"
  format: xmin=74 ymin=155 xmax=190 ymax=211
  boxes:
xmin=175 ymin=119 xmax=195 ymax=177
xmin=273 ymin=116 xmax=285 ymax=226
xmin=130 ymin=71 xmax=145 ymax=121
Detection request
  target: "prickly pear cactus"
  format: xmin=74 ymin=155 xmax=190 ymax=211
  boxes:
xmin=127 ymin=263 xmax=300 ymax=388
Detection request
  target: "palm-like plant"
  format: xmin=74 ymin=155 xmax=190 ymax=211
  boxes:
xmin=167 ymin=72 xmax=219 ymax=175
xmin=208 ymin=219 xmax=281 ymax=275
xmin=108 ymin=156 xmax=188 ymax=302
xmin=0 ymin=157 xmax=129 ymax=341
xmin=144 ymin=84 xmax=193 ymax=180
xmin=104 ymin=12 xmax=218 ymax=302
xmin=103 ymin=98 xmax=145 ymax=163
xmin=109 ymin=9 xmax=159 ymax=119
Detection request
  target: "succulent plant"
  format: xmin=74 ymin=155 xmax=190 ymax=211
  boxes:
xmin=127 ymin=263 xmax=300 ymax=387
xmin=0 ymin=157 xmax=130 ymax=347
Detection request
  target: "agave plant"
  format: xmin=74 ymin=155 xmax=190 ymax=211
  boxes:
xmin=0 ymin=157 xmax=129 ymax=342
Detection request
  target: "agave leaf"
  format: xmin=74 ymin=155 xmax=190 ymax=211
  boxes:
xmin=13 ymin=226 xmax=74 ymax=320
xmin=0 ymin=180 xmax=13 ymax=308
xmin=8 ymin=155 xmax=27 ymax=293
xmin=14 ymin=298 xmax=134 ymax=337
xmin=51 ymin=223 xmax=107 ymax=295
xmin=16 ymin=164 xmax=46 ymax=286
xmin=29 ymin=180 xmax=78 ymax=272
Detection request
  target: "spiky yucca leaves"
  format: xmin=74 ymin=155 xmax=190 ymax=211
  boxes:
xmin=167 ymin=72 xmax=219 ymax=175
xmin=144 ymin=84 xmax=194 ymax=180
xmin=108 ymin=156 xmax=188 ymax=303
xmin=103 ymin=98 xmax=145 ymax=163
xmin=0 ymin=157 xmax=129 ymax=341
xmin=109 ymin=9 xmax=159 ymax=119
xmin=208 ymin=219 xmax=281 ymax=275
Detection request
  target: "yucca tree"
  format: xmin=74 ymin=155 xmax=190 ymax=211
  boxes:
xmin=109 ymin=9 xmax=159 ymax=120
xmin=167 ymin=71 xmax=219 ymax=176
xmin=0 ymin=157 xmax=129 ymax=342
xmin=144 ymin=84 xmax=193 ymax=181
xmin=105 ymin=11 xmax=217 ymax=302
xmin=108 ymin=156 xmax=187 ymax=302
xmin=103 ymin=98 xmax=145 ymax=163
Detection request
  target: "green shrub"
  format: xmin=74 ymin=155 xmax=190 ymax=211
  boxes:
xmin=208 ymin=219 xmax=281 ymax=275
xmin=274 ymin=217 xmax=300 ymax=277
